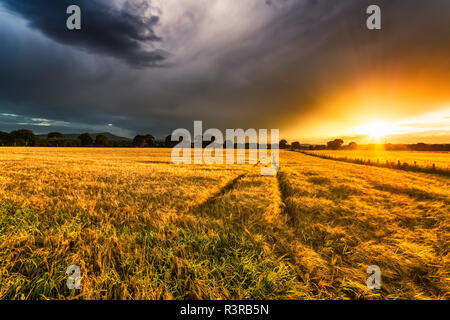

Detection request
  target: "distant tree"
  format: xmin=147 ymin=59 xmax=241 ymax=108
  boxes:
xmin=144 ymin=134 xmax=156 ymax=147
xmin=78 ymin=133 xmax=94 ymax=147
xmin=164 ymin=135 xmax=171 ymax=145
xmin=165 ymin=134 xmax=176 ymax=148
xmin=95 ymin=134 xmax=108 ymax=147
xmin=348 ymin=142 xmax=358 ymax=150
xmin=327 ymin=139 xmax=344 ymax=150
xmin=47 ymin=132 xmax=66 ymax=147
xmin=0 ymin=131 xmax=10 ymax=146
xmin=134 ymin=134 xmax=156 ymax=147
xmin=279 ymin=139 xmax=288 ymax=149
xmin=48 ymin=132 xmax=65 ymax=139
xmin=10 ymin=129 xmax=38 ymax=146
xmin=291 ymin=141 xmax=301 ymax=149
xmin=133 ymin=135 xmax=146 ymax=147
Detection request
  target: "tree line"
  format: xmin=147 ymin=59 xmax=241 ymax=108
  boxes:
xmin=283 ymin=139 xmax=450 ymax=151
xmin=0 ymin=130 xmax=448 ymax=151
xmin=0 ymin=130 xmax=139 ymax=147
xmin=0 ymin=130 xmax=171 ymax=147
xmin=0 ymin=129 xmax=305 ymax=149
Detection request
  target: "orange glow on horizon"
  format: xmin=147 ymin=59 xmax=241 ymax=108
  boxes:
xmin=283 ymin=73 xmax=450 ymax=143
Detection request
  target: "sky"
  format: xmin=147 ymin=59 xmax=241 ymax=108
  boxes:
xmin=0 ymin=0 xmax=449 ymax=143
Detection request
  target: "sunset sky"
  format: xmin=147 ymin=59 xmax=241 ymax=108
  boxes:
xmin=0 ymin=0 xmax=449 ymax=143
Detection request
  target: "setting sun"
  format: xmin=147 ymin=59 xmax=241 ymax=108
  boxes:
xmin=355 ymin=121 xmax=396 ymax=139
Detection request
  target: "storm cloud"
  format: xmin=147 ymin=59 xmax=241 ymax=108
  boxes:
xmin=0 ymin=0 xmax=449 ymax=140
xmin=1 ymin=0 xmax=166 ymax=66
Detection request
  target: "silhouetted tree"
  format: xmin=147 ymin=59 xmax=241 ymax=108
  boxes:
xmin=78 ymin=133 xmax=94 ymax=147
xmin=95 ymin=134 xmax=109 ymax=146
xmin=132 ymin=134 xmax=155 ymax=147
xmin=348 ymin=142 xmax=358 ymax=150
xmin=133 ymin=135 xmax=146 ymax=147
xmin=144 ymin=134 xmax=155 ymax=147
xmin=0 ymin=131 xmax=10 ymax=146
xmin=279 ymin=139 xmax=288 ymax=149
xmin=165 ymin=135 xmax=171 ymax=145
xmin=10 ymin=129 xmax=38 ymax=146
xmin=47 ymin=132 xmax=66 ymax=147
xmin=165 ymin=134 xmax=176 ymax=148
xmin=327 ymin=139 xmax=344 ymax=150
xmin=291 ymin=141 xmax=301 ymax=149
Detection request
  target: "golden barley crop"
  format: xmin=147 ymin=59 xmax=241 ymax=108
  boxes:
xmin=308 ymin=150 xmax=450 ymax=171
xmin=0 ymin=148 xmax=448 ymax=299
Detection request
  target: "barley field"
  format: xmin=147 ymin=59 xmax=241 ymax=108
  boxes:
xmin=308 ymin=150 xmax=450 ymax=171
xmin=0 ymin=148 xmax=448 ymax=299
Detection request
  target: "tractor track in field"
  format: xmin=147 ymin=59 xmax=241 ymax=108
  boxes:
xmin=276 ymin=170 xmax=292 ymax=221
xmin=187 ymin=172 xmax=247 ymax=214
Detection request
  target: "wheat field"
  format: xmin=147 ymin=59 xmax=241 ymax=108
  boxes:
xmin=0 ymin=148 xmax=448 ymax=299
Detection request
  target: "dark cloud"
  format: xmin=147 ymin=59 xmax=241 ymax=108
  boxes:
xmin=1 ymin=0 xmax=166 ymax=67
